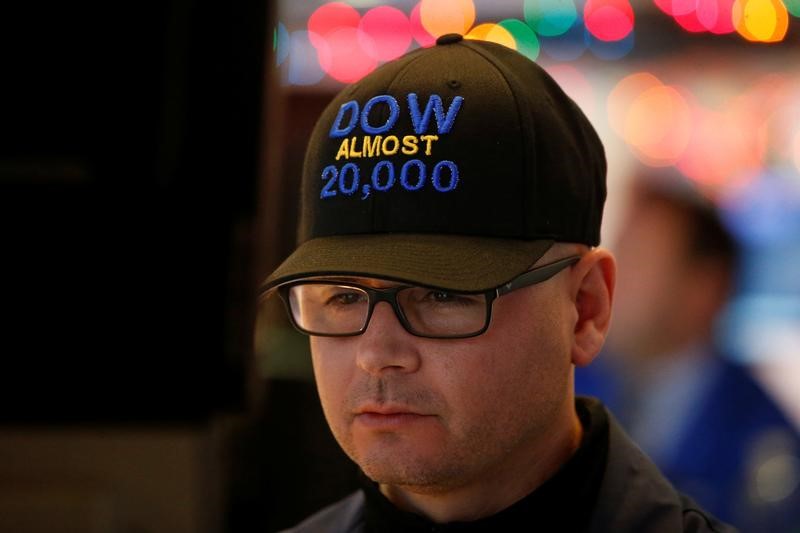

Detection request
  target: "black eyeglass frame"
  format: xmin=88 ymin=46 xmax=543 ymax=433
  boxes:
xmin=274 ymin=255 xmax=581 ymax=339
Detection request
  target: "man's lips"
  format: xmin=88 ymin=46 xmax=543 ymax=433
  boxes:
xmin=355 ymin=404 xmax=424 ymax=416
xmin=354 ymin=404 xmax=435 ymax=429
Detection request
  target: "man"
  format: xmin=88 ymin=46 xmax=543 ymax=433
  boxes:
xmin=262 ymin=34 xmax=732 ymax=531
xmin=576 ymin=175 xmax=800 ymax=531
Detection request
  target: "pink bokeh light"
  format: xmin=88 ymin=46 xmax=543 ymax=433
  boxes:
xmin=359 ymin=6 xmax=412 ymax=61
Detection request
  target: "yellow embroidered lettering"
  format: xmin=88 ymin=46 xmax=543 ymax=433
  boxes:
xmin=335 ymin=138 xmax=350 ymax=160
xmin=382 ymin=135 xmax=400 ymax=156
xmin=401 ymin=135 xmax=419 ymax=155
xmin=349 ymin=136 xmax=363 ymax=158
xmin=420 ymin=135 xmax=439 ymax=156
xmin=363 ymin=135 xmax=381 ymax=157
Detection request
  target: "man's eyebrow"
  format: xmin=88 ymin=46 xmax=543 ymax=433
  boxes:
xmin=302 ymin=276 xmax=404 ymax=288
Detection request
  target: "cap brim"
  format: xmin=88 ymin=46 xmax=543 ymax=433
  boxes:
xmin=262 ymin=234 xmax=554 ymax=293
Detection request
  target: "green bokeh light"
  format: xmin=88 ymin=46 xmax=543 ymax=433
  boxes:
xmin=524 ymin=0 xmax=577 ymax=37
xmin=499 ymin=18 xmax=540 ymax=60
xmin=785 ymin=0 xmax=800 ymax=17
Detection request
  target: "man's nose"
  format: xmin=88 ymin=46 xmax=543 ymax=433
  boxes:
xmin=354 ymin=301 xmax=422 ymax=376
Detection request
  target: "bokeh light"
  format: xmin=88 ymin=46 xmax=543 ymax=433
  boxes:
xmin=280 ymin=0 xmax=799 ymax=89
xmin=319 ymin=27 xmax=378 ymax=83
xmin=499 ymin=18 xmax=540 ymax=60
xmin=586 ymin=28 xmax=635 ymax=60
xmin=275 ymin=23 xmax=290 ymax=66
xmin=608 ymin=72 xmax=664 ymax=136
xmin=539 ymin=15 xmax=587 ymax=61
xmin=654 ymin=0 xmax=697 ymax=16
xmin=584 ymin=0 xmax=635 ymax=41
xmin=285 ymin=31 xmax=327 ymax=86
xmin=696 ymin=0 xmax=736 ymax=34
xmin=733 ymin=0 xmax=789 ymax=42
xmin=410 ymin=2 xmax=436 ymax=47
xmin=524 ymin=0 xmax=578 ymax=37
xmin=677 ymin=106 xmax=761 ymax=189
xmin=674 ymin=9 xmax=708 ymax=32
xmin=465 ymin=23 xmax=517 ymax=49
xmin=546 ymin=64 xmax=595 ymax=116
xmin=607 ymin=70 xmax=778 ymax=190
xmin=358 ymin=6 xmax=412 ymax=61
xmin=307 ymin=2 xmax=360 ymax=50
xmin=419 ymin=0 xmax=476 ymax=38
xmin=785 ymin=0 xmax=800 ymax=16
xmin=626 ymin=85 xmax=692 ymax=166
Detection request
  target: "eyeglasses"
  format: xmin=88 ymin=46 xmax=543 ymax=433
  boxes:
xmin=274 ymin=255 xmax=580 ymax=339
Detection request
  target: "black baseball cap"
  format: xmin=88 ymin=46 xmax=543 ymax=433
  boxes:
xmin=263 ymin=34 xmax=606 ymax=292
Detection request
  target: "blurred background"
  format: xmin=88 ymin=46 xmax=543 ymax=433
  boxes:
xmin=3 ymin=0 xmax=800 ymax=532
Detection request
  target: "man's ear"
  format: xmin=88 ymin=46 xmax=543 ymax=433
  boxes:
xmin=570 ymin=249 xmax=616 ymax=367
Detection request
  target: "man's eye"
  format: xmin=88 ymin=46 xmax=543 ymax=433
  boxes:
xmin=423 ymin=291 xmax=480 ymax=306
xmin=327 ymin=291 xmax=366 ymax=306
xmin=430 ymin=291 xmax=456 ymax=302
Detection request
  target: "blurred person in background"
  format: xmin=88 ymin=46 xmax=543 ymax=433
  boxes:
xmin=576 ymin=172 xmax=800 ymax=531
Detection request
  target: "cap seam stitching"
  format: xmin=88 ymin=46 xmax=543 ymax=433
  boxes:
xmin=457 ymin=41 xmax=532 ymax=242
xmin=371 ymin=50 xmax=432 ymax=232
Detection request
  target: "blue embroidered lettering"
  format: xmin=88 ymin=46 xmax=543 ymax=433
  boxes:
xmin=360 ymin=95 xmax=400 ymax=135
xmin=329 ymin=100 xmax=359 ymax=138
xmin=400 ymin=159 xmax=426 ymax=191
xmin=371 ymin=160 xmax=395 ymax=191
xmin=431 ymin=160 xmax=459 ymax=192
xmin=320 ymin=165 xmax=338 ymax=199
xmin=407 ymin=93 xmax=464 ymax=135
xmin=338 ymin=163 xmax=360 ymax=196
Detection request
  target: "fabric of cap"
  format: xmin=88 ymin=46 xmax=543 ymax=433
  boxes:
xmin=263 ymin=37 xmax=606 ymax=291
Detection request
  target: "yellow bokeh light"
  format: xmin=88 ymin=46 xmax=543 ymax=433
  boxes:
xmin=419 ymin=0 xmax=476 ymax=38
xmin=733 ymin=0 xmax=789 ymax=42
xmin=465 ymin=23 xmax=517 ymax=50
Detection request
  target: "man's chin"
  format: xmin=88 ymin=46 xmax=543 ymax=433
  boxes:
xmin=355 ymin=448 xmax=464 ymax=493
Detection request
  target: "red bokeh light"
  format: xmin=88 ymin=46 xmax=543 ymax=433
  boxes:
xmin=308 ymin=2 xmax=360 ymax=50
xmin=584 ymin=0 xmax=634 ymax=42
xmin=359 ymin=6 xmax=412 ymax=61
xmin=654 ymin=0 xmax=697 ymax=16
xmin=673 ymin=9 xmax=708 ymax=32
xmin=696 ymin=0 xmax=736 ymax=34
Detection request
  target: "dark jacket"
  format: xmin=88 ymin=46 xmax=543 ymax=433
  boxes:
xmin=282 ymin=405 xmax=735 ymax=532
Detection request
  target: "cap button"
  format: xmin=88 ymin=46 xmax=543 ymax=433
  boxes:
xmin=436 ymin=33 xmax=463 ymax=45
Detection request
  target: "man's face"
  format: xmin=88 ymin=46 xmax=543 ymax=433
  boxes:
xmin=309 ymin=256 xmax=578 ymax=492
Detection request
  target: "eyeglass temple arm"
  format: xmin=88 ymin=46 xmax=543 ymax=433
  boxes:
xmin=495 ymin=255 xmax=581 ymax=296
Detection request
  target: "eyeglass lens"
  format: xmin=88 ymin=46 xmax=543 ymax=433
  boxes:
xmin=287 ymin=284 xmax=488 ymax=337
